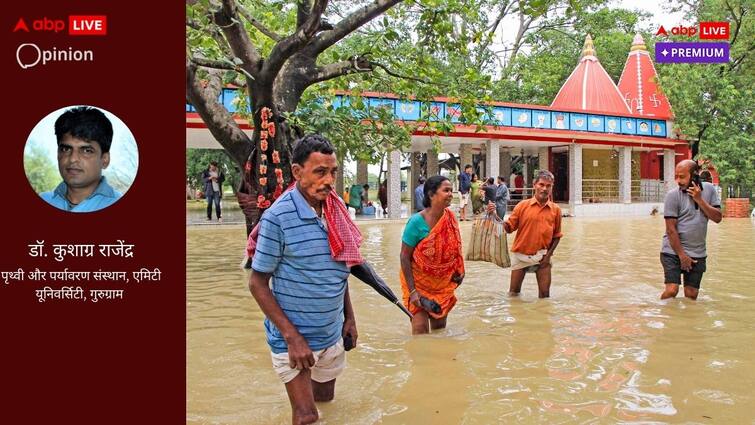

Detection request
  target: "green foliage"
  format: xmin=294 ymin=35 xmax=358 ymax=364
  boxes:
xmin=659 ymin=0 xmax=754 ymax=186
xmin=187 ymin=0 xmax=753 ymax=189
xmin=286 ymin=98 xmax=412 ymax=164
xmin=496 ymin=6 xmax=646 ymax=104
xmin=186 ymin=149 xmax=241 ymax=193
xmin=24 ymin=146 xmax=59 ymax=193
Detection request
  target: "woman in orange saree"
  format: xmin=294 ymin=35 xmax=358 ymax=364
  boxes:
xmin=400 ymin=176 xmax=465 ymax=334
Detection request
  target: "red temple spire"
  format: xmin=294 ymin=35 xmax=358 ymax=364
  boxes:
xmin=617 ymin=34 xmax=674 ymax=119
xmin=551 ymin=35 xmax=632 ymax=115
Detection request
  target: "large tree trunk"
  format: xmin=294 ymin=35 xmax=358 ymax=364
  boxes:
xmin=235 ymin=76 xmax=307 ymax=235
xmin=187 ymin=67 xmax=307 ymax=235
xmin=187 ymin=0 xmax=407 ymax=234
xmin=242 ymin=60 xmax=316 ymax=233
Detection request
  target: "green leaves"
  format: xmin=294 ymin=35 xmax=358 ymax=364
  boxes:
xmin=286 ymin=97 xmax=411 ymax=164
xmin=23 ymin=146 xmax=58 ymax=193
xmin=186 ymin=149 xmax=241 ymax=194
xmin=187 ymin=0 xmax=753 ymax=190
xmin=658 ymin=0 xmax=754 ymax=186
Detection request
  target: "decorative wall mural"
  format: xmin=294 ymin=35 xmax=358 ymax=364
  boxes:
xmin=606 ymin=118 xmax=619 ymax=133
xmin=571 ymin=113 xmax=587 ymax=130
xmin=198 ymin=93 xmax=672 ymax=139
xmin=533 ymin=112 xmax=550 ymax=128
xmin=552 ymin=112 xmax=568 ymax=129
xmin=621 ymin=118 xmax=637 ymax=135
xmin=512 ymin=109 xmax=531 ymax=127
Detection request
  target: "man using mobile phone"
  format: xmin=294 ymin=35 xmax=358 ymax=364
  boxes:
xmin=660 ymin=160 xmax=722 ymax=300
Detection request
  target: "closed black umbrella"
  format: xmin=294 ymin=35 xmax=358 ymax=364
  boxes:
xmin=350 ymin=262 xmax=412 ymax=319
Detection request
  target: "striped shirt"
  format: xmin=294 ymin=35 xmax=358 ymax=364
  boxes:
xmin=252 ymin=187 xmax=350 ymax=354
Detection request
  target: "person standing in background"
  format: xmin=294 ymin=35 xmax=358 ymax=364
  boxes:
xmin=202 ymin=161 xmax=225 ymax=222
xmin=414 ymin=176 xmax=426 ymax=213
xmin=458 ymin=165 xmax=472 ymax=221
xmin=494 ymin=176 xmax=510 ymax=219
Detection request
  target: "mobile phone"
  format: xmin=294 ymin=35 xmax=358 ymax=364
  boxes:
xmin=420 ymin=296 xmax=442 ymax=314
xmin=689 ymin=173 xmax=702 ymax=209
xmin=691 ymin=173 xmax=703 ymax=191
xmin=343 ymin=333 xmax=354 ymax=351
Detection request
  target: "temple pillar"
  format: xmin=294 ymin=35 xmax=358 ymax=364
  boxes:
xmin=569 ymin=144 xmax=583 ymax=208
xmin=618 ymin=147 xmax=632 ymax=203
xmin=387 ymin=149 xmax=402 ymax=219
xmin=663 ymin=149 xmax=676 ymax=192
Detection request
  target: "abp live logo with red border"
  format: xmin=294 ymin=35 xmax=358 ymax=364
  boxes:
xmin=68 ymin=15 xmax=107 ymax=35
xmin=699 ymin=22 xmax=729 ymax=39
xmin=656 ymin=21 xmax=729 ymax=40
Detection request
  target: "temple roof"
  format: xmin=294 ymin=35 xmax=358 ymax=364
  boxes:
xmin=551 ymin=35 xmax=632 ymax=115
xmin=617 ymin=34 xmax=674 ymax=119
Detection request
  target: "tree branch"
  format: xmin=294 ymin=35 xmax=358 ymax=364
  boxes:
xmin=190 ymin=56 xmax=255 ymax=80
xmin=309 ymin=56 xmax=374 ymax=83
xmin=306 ymin=56 xmax=432 ymax=102
xmin=478 ymin=0 xmax=512 ymax=56
xmin=511 ymin=15 xmax=533 ymax=59
xmin=724 ymin=0 xmax=742 ymax=47
xmin=212 ymin=0 xmax=262 ymax=79
xmin=186 ymin=63 xmax=254 ymax=166
xmin=372 ymin=62 xmax=431 ymax=84
xmin=263 ymin=0 xmax=329 ymax=80
xmin=186 ymin=17 xmax=202 ymax=31
xmin=306 ymin=0 xmax=405 ymax=55
xmin=730 ymin=42 xmax=754 ymax=71
xmin=187 ymin=13 xmax=234 ymax=57
xmin=190 ymin=56 xmax=236 ymax=70
xmin=236 ymin=3 xmax=282 ymax=41
xmin=297 ymin=0 xmax=312 ymax=28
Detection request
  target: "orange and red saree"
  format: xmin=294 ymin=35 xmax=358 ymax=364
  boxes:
xmin=400 ymin=208 xmax=465 ymax=318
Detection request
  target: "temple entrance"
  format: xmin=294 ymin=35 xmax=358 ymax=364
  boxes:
xmin=552 ymin=151 xmax=569 ymax=202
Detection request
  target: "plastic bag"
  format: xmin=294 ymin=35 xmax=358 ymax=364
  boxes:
xmin=465 ymin=213 xmax=511 ymax=268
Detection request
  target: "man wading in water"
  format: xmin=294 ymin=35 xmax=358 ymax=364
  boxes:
xmin=501 ymin=170 xmax=563 ymax=298
xmin=660 ymin=160 xmax=722 ymax=300
xmin=249 ymin=135 xmax=360 ymax=424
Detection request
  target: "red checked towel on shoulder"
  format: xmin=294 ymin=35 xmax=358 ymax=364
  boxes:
xmin=245 ymin=187 xmax=363 ymax=267
xmin=323 ymin=190 xmax=364 ymax=266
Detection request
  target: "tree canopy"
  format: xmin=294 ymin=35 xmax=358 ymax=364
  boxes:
xmin=658 ymin=0 xmax=753 ymax=187
xmin=186 ymin=0 xmax=754 ymax=228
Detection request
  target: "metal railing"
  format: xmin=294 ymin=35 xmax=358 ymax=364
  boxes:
xmin=508 ymin=187 xmax=534 ymax=200
xmin=505 ymin=187 xmax=535 ymax=211
xmin=582 ymin=179 xmax=621 ymax=203
xmin=501 ymin=179 xmax=669 ymax=209
xmin=581 ymin=179 xmax=668 ymax=203
xmin=635 ymin=179 xmax=668 ymax=203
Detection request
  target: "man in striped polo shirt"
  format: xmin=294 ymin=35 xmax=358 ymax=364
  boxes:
xmin=249 ymin=135 xmax=357 ymax=424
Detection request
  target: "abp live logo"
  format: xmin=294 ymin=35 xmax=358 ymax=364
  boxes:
xmin=656 ymin=22 xmax=729 ymax=40
xmin=69 ymin=16 xmax=107 ymax=35
xmin=12 ymin=15 xmax=107 ymax=35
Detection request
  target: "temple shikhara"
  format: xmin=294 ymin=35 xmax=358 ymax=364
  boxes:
xmin=187 ymin=34 xmax=692 ymax=217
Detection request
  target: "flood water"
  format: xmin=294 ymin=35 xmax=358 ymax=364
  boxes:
xmin=187 ymin=217 xmax=755 ymax=424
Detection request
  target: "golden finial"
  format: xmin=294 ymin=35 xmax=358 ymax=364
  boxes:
xmin=581 ymin=34 xmax=596 ymax=58
xmin=630 ymin=33 xmax=647 ymax=52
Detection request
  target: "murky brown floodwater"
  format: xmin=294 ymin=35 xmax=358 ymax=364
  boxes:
xmin=187 ymin=217 xmax=755 ymax=424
